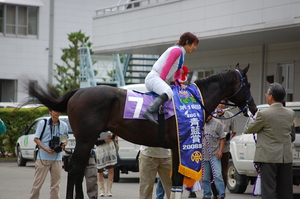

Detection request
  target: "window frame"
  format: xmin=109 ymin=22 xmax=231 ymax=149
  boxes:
xmin=190 ymin=66 xmax=230 ymax=83
xmin=0 ymin=3 xmax=39 ymax=38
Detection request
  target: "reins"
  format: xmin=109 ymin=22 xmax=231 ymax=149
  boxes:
xmin=194 ymin=69 xmax=254 ymax=120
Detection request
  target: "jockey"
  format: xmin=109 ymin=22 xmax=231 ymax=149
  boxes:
xmin=143 ymin=32 xmax=199 ymax=124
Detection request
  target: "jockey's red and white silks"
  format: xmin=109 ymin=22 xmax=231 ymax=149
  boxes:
xmin=145 ymin=46 xmax=186 ymax=100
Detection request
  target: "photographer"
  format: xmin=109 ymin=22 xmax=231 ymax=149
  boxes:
xmin=30 ymin=109 xmax=69 ymax=199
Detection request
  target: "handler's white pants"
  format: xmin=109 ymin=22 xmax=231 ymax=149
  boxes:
xmin=145 ymin=70 xmax=173 ymax=100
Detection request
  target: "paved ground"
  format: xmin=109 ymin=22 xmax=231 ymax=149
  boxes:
xmin=1 ymin=160 xmax=300 ymax=199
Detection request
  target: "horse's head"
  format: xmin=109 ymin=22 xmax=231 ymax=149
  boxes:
xmin=228 ymin=63 xmax=257 ymax=116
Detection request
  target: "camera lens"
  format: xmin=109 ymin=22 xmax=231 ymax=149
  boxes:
xmin=54 ymin=146 xmax=62 ymax=153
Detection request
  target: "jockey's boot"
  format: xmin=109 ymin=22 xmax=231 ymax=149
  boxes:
xmin=142 ymin=93 xmax=168 ymax=125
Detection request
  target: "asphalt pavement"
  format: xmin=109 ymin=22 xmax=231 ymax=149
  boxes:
xmin=1 ymin=160 xmax=300 ymax=199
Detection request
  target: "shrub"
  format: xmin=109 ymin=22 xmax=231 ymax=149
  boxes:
xmin=0 ymin=107 xmax=49 ymax=157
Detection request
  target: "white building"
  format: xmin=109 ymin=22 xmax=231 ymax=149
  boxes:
xmin=1 ymin=0 xmax=299 ymax=106
xmin=93 ymin=0 xmax=300 ymax=104
xmin=0 ymin=0 xmax=119 ymax=102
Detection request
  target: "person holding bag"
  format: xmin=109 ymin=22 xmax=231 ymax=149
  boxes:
xmin=95 ymin=132 xmax=117 ymax=197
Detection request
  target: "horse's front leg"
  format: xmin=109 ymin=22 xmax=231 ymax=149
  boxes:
xmin=170 ymin=149 xmax=184 ymax=199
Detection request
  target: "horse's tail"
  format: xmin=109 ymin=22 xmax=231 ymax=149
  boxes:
xmin=28 ymin=84 xmax=79 ymax=113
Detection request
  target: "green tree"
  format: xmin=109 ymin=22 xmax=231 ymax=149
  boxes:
xmin=53 ymin=30 xmax=94 ymax=94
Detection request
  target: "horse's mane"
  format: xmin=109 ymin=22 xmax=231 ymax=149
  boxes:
xmin=194 ymin=69 xmax=238 ymax=94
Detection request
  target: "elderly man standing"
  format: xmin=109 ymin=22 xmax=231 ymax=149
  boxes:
xmin=244 ymin=83 xmax=294 ymax=199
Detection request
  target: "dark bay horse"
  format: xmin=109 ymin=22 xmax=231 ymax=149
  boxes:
xmin=28 ymin=64 xmax=257 ymax=199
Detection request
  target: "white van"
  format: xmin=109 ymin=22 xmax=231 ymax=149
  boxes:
xmin=228 ymin=101 xmax=300 ymax=193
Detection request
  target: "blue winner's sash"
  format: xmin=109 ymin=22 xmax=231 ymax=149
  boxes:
xmin=172 ymin=83 xmax=204 ymax=185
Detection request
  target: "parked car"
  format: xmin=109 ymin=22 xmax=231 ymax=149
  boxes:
xmin=228 ymin=101 xmax=300 ymax=193
xmin=15 ymin=115 xmax=75 ymax=166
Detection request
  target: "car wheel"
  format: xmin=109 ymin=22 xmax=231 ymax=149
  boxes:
xmin=114 ymin=167 xmax=120 ymax=182
xmin=227 ymin=160 xmax=248 ymax=193
xmin=17 ymin=146 xmax=27 ymax=166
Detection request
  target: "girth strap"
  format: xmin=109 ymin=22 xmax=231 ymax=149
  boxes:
xmin=157 ymin=108 xmax=165 ymax=146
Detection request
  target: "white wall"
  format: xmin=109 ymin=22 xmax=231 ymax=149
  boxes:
xmin=0 ymin=0 xmax=119 ymax=102
xmin=93 ymin=0 xmax=300 ymax=53
xmin=185 ymin=41 xmax=300 ymax=103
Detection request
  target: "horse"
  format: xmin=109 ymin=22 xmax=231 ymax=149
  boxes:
xmin=27 ymin=64 xmax=257 ymax=199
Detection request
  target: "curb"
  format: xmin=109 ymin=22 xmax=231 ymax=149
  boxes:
xmin=0 ymin=158 xmax=17 ymax=162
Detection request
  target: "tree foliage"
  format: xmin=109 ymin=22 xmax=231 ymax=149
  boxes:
xmin=53 ymin=30 xmax=93 ymax=94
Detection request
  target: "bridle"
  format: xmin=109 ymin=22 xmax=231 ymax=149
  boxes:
xmin=227 ymin=69 xmax=253 ymax=106
xmin=203 ymin=69 xmax=254 ymax=120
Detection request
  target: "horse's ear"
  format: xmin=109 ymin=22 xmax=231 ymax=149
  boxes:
xmin=235 ymin=63 xmax=240 ymax=69
xmin=242 ymin=63 xmax=250 ymax=74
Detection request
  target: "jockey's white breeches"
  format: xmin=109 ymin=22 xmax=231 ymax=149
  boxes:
xmin=145 ymin=70 xmax=173 ymax=100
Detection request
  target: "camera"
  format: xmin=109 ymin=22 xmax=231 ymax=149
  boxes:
xmin=49 ymin=136 xmax=63 ymax=153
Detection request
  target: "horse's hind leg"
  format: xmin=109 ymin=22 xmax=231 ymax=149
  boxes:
xmin=66 ymin=163 xmax=76 ymax=199
xmin=74 ymin=173 xmax=85 ymax=199
xmin=66 ymin=155 xmax=87 ymax=199
xmin=66 ymin=141 xmax=94 ymax=199
xmin=170 ymin=148 xmax=184 ymax=199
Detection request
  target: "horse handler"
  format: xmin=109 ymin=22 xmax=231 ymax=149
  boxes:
xmin=138 ymin=146 xmax=172 ymax=199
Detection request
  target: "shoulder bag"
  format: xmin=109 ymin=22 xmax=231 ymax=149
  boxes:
xmin=34 ymin=119 xmax=47 ymax=161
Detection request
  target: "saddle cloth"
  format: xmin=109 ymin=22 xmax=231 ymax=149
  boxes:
xmin=123 ymin=84 xmax=204 ymax=185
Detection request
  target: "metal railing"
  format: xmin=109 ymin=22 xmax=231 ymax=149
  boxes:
xmin=79 ymin=47 xmax=97 ymax=88
xmin=95 ymin=0 xmax=182 ymax=16
xmin=79 ymin=47 xmax=126 ymax=88
xmin=91 ymin=54 xmax=125 ymax=87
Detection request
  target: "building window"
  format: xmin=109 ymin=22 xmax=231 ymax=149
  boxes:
xmin=190 ymin=67 xmax=229 ymax=82
xmin=0 ymin=3 xmax=38 ymax=37
xmin=28 ymin=7 xmax=38 ymax=35
xmin=0 ymin=79 xmax=17 ymax=102
xmin=276 ymin=62 xmax=294 ymax=101
xmin=0 ymin=5 xmax=3 ymax=33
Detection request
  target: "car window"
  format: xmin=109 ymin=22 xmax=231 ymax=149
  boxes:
xmin=59 ymin=118 xmax=73 ymax=134
xmin=28 ymin=120 xmax=41 ymax=135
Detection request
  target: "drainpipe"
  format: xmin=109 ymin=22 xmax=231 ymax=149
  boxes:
xmin=48 ymin=0 xmax=54 ymax=85
xmin=259 ymin=45 xmax=265 ymax=104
